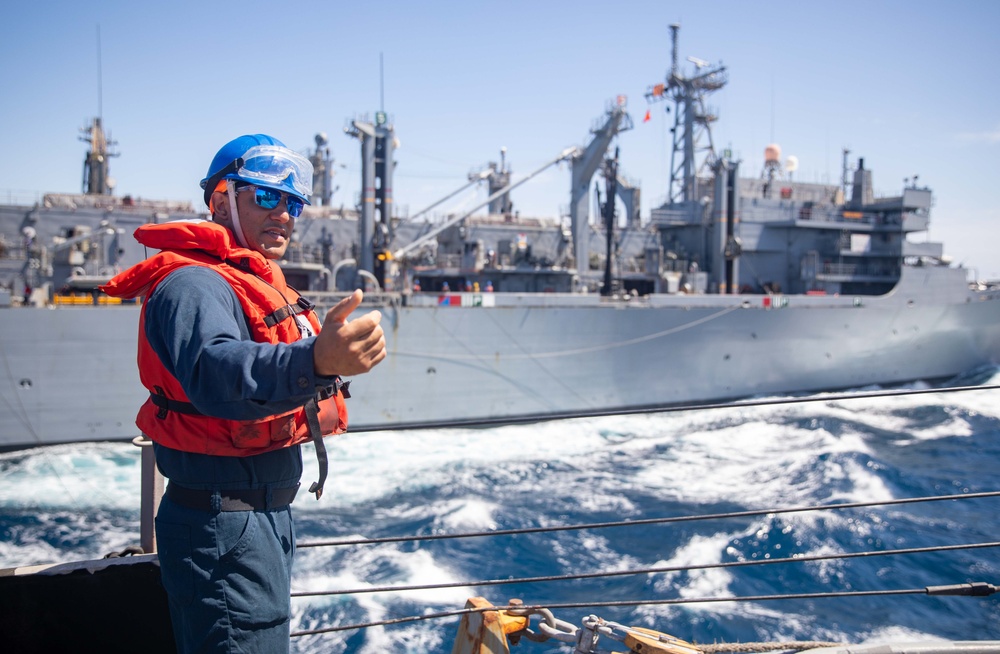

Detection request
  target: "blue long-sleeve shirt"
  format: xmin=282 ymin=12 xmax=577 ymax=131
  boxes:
xmin=143 ymin=266 xmax=334 ymax=490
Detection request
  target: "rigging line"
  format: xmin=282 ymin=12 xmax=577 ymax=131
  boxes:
xmin=292 ymin=540 xmax=1000 ymax=599
xmin=416 ymin=310 xmax=543 ymax=404
xmin=346 ymin=381 xmax=1000 ymax=433
xmin=297 ymin=489 xmax=1000 ymax=549
xmin=579 ymin=382 xmax=1000 ymax=419
xmin=482 ymin=302 xmax=591 ymax=408
xmin=390 ymin=304 xmax=742 ymax=361
xmin=291 ymin=581 xmax=998 ymax=638
xmin=0 ymin=341 xmax=40 ymax=443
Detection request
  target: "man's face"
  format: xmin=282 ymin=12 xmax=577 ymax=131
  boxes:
xmin=225 ymin=185 xmax=296 ymax=259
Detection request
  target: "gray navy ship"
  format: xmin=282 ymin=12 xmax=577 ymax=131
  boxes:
xmin=2 ymin=26 xmax=999 ymax=450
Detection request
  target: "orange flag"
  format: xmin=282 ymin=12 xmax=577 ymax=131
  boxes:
xmin=643 ymin=109 xmax=651 ymax=123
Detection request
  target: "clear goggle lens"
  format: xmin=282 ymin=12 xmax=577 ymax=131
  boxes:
xmin=236 ymin=145 xmax=313 ymax=200
xmin=239 ymin=185 xmax=305 ymax=218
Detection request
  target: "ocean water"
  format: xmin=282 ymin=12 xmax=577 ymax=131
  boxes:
xmin=2 ymin=369 xmax=999 ymax=653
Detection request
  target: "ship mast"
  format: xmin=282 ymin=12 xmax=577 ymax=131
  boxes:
xmin=309 ymin=132 xmax=336 ymax=207
xmin=80 ymin=25 xmax=118 ymax=196
xmin=645 ymin=24 xmax=727 ymax=206
xmin=599 ymin=147 xmax=620 ymax=297
xmin=346 ymin=110 xmax=395 ymax=289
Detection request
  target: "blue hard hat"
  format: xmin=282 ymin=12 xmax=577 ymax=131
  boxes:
xmin=200 ymin=134 xmax=314 ymax=207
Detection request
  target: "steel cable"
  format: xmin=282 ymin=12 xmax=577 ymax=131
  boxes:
xmin=345 ymin=382 xmax=1000 ymax=433
xmin=289 ymin=384 xmax=1000 ymax=642
xmin=291 ymin=582 xmax=998 ymax=638
xmin=293 ymin=539 xmax=1000 ymax=599
xmin=298 ymin=489 xmax=1000 ymax=549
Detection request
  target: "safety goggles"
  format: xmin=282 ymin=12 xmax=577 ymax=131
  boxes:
xmin=236 ymin=145 xmax=313 ymax=199
xmin=238 ymin=185 xmax=305 ymax=218
xmin=204 ymin=145 xmax=314 ymax=205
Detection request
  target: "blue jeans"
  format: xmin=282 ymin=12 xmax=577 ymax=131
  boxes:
xmin=155 ymin=493 xmax=296 ymax=653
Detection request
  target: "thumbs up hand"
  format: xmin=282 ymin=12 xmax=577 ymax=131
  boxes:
xmin=313 ymin=290 xmax=386 ymax=377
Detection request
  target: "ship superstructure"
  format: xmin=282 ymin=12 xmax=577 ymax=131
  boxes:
xmin=1 ymin=27 xmax=998 ymax=450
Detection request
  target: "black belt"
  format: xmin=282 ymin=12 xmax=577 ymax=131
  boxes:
xmin=165 ymin=483 xmax=300 ymax=512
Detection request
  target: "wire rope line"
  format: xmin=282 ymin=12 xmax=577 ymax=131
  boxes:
xmin=297 ymin=489 xmax=1000 ymax=549
xmin=414 ymin=307 xmax=577 ymax=410
xmin=290 ymin=582 xmax=999 ymax=638
xmin=592 ymin=382 xmax=1000 ymax=421
xmin=480 ymin=301 xmax=593 ymax=407
xmin=345 ymin=382 xmax=1000 ymax=433
xmin=292 ymin=540 xmax=1000 ymax=599
xmin=698 ymin=643 xmax=843 ymax=653
xmin=390 ymin=304 xmax=742 ymax=361
xmin=0 ymin=341 xmax=40 ymax=443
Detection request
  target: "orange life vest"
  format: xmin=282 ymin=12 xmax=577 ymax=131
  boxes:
xmin=101 ymin=220 xmax=348 ymax=462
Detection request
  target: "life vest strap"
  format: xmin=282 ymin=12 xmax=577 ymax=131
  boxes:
xmin=215 ymin=254 xmax=316 ymax=330
xmin=151 ymin=382 xmax=343 ymax=500
xmin=151 ymin=387 xmax=204 ymax=419
xmin=263 ymin=296 xmax=316 ymax=328
xmin=304 ymin=396 xmax=328 ymax=500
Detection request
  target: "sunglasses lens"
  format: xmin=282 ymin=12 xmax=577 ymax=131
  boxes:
xmin=286 ymin=197 xmax=304 ymax=218
xmin=243 ymin=185 xmax=303 ymax=217
xmin=253 ymin=187 xmax=282 ymax=210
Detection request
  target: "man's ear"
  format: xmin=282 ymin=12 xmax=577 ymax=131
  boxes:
xmin=212 ymin=190 xmax=233 ymax=227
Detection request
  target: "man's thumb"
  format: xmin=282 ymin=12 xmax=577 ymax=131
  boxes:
xmin=327 ymin=289 xmax=363 ymax=324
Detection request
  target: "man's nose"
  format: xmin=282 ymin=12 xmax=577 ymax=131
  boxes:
xmin=270 ymin=199 xmax=292 ymax=221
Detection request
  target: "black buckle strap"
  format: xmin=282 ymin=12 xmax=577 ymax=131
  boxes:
xmin=263 ymin=296 xmax=315 ymax=328
xmin=153 ymin=385 xmax=340 ymax=503
xmin=151 ymin=387 xmax=204 ymax=419
xmin=165 ymin=483 xmax=299 ymax=512
xmin=263 ymin=304 xmax=295 ymax=328
xmin=336 ymin=377 xmax=351 ymax=399
xmin=304 ymin=397 xmax=327 ymax=500
xmin=306 ymin=379 xmax=350 ymax=500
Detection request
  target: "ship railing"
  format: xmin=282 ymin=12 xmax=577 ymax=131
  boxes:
xmin=811 ymin=211 xmax=875 ymax=227
xmin=303 ymin=290 xmax=402 ymax=313
xmin=0 ymin=244 xmax=26 ymax=261
xmin=434 ymin=254 xmax=462 ymax=269
xmin=40 ymin=193 xmax=196 ymax=213
xmin=617 ymin=258 xmax=646 ymax=274
xmin=282 ymin=245 xmax=327 ymax=264
xmin=819 ymin=262 xmax=899 ymax=279
xmin=0 ymin=189 xmax=46 ymax=206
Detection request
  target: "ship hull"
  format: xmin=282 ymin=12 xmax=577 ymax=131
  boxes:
xmin=3 ymin=266 xmax=999 ymax=449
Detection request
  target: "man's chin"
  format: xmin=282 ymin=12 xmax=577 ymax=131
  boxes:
xmin=257 ymin=243 xmax=289 ymax=260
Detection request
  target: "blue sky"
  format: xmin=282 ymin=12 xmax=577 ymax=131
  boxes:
xmin=3 ymin=0 xmax=998 ymax=277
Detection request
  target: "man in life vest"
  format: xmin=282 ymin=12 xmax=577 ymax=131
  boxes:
xmin=102 ymin=134 xmax=386 ymax=653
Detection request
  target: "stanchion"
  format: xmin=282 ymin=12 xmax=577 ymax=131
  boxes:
xmin=132 ymin=434 xmax=163 ymax=553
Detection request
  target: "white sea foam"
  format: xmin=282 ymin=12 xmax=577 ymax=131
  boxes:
xmin=290 ymin=539 xmax=472 ymax=652
xmin=294 ymin=544 xmax=472 ymax=605
xmin=2 ymin=372 xmax=998 ymax=649
xmin=633 ymin=528 xmax=808 ymax=630
xmin=434 ymin=498 xmax=500 ymax=532
xmin=297 ymin=372 xmax=1000 ymax=521
xmin=857 ymin=626 xmax=947 ymax=645
xmin=649 ymin=531 xmax=735 ymax=601
xmin=0 ymin=442 xmax=142 ymax=510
